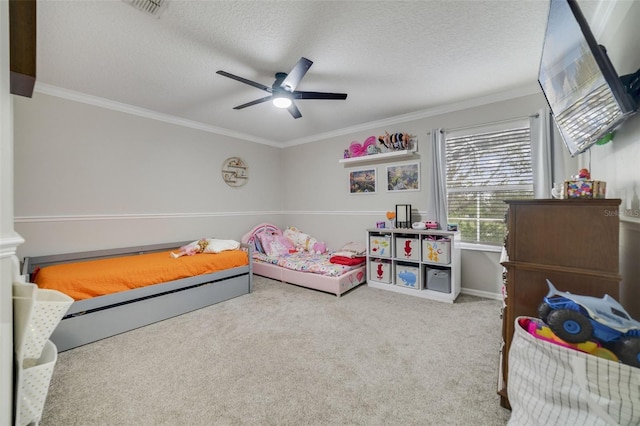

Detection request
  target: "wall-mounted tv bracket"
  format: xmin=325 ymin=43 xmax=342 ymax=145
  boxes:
xmin=621 ymin=67 xmax=640 ymax=107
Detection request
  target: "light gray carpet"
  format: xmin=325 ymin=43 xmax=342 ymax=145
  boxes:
xmin=40 ymin=276 xmax=511 ymax=425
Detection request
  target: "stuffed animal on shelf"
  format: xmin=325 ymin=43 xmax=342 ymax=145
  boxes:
xmin=349 ymin=136 xmax=377 ymax=157
xmin=378 ymin=132 xmax=412 ymax=152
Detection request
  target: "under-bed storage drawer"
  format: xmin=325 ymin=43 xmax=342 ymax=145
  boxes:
xmin=51 ymin=273 xmax=250 ymax=352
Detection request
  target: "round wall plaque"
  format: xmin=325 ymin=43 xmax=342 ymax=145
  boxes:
xmin=221 ymin=157 xmax=248 ymax=187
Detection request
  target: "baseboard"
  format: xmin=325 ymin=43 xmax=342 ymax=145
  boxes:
xmin=460 ymin=287 xmax=502 ymax=301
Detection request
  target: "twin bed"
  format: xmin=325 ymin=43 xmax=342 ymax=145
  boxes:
xmin=22 ymin=241 xmax=253 ymax=352
xmin=21 ymin=224 xmax=365 ymax=351
xmin=241 ymin=223 xmax=366 ymax=297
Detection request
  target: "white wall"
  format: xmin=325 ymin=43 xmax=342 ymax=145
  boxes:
xmin=581 ymin=0 xmax=640 ymax=318
xmin=281 ymin=92 xmax=555 ymax=297
xmin=13 ymin=93 xmax=283 ymax=257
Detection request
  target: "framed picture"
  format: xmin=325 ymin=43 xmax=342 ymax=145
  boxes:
xmin=349 ymin=168 xmax=377 ymax=194
xmin=386 ymin=162 xmax=420 ymax=192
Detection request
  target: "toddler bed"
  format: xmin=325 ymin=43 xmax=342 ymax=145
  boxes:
xmin=241 ymin=223 xmax=366 ymax=297
xmin=21 ymin=240 xmax=252 ymax=351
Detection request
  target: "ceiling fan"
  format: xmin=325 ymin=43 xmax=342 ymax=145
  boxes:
xmin=216 ymin=57 xmax=347 ymax=119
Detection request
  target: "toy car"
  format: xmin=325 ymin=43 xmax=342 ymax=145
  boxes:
xmin=538 ymin=279 xmax=640 ymax=368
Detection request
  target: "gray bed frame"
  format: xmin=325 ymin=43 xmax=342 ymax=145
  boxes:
xmin=21 ymin=241 xmax=253 ymax=352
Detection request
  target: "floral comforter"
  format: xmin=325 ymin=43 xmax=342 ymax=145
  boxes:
xmin=253 ymin=251 xmax=362 ymax=277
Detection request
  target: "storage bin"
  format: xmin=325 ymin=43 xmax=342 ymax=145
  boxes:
xmin=14 ymin=340 xmax=58 ymax=426
xmin=426 ymin=267 xmax=451 ymax=293
xmin=395 ymin=235 xmax=420 ymax=261
xmin=13 ymin=282 xmax=73 ymax=361
xmin=422 ymin=236 xmax=451 ymax=264
xmin=396 ymin=262 xmax=420 ymax=289
xmin=369 ymin=233 xmax=391 ymax=258
xmin=369 ymin=258 xmax=392 ymax=283
xmin=564 ymin=179 xmax=606 ymax=198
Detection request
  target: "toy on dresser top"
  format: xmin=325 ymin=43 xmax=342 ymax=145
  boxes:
xmin=561 ymin=168 xmax=607 ymax=199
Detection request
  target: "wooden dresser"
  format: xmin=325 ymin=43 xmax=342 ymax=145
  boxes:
xmin=498 ymin=199 xmax=622 ymax=409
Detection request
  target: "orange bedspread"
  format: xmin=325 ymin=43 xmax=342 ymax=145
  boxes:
xmin=33 ymin=249 xmax=249 ymax=301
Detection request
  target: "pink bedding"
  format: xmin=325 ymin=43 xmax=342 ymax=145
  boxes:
xmin=252 ymin=251 xmax=362 ymax=277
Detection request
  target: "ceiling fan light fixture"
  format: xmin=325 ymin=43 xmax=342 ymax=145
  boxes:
xmin=272 ymin=95 xmax=292 ymax=109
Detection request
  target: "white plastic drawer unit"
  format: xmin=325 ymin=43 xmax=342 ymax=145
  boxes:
xmin=369 ymin=233 xmax=391 ymax=258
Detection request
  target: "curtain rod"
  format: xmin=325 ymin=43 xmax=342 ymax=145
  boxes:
xmin=427 ymin=113 xmax=540 ymax=135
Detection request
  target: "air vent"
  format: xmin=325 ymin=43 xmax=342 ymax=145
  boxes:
xmin=123 ymin=0 xmax=168 ymax=18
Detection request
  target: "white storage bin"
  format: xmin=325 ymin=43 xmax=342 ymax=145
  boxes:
xmin=13 ymin=282 xmax=73 ymax=361
xmin=14 ymin=340 xmax=58 ymax=426
xmin=369 ymin=234 xmax=391 ymax=258
xmin=395 ymin=236 xmax=420 ymax=261
xmin=422 ymin=236 xmax=451 ymax=264
xmin=396 ymin=262 xmax=420 ymax=289
xmin=369 ymin=258 xmax=392 ymax=283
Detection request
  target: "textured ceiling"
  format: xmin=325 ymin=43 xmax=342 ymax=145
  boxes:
xmin=34 ymin=0 xmax=564 ymax=146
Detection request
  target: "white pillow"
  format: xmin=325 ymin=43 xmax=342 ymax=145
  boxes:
xmin=204 ymin=239 xmax=240 ymax=253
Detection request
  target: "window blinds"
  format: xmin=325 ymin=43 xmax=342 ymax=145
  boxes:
xmin=446 ymin=121 xmax=534 ymax=245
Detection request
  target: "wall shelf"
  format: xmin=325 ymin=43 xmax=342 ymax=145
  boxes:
xmin=338 ymin=149 xmax=416 ymax=165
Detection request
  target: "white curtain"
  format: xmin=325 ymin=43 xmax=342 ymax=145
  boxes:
xmin=430 ymin=129 xmax=448 ymax=229
xmin=530 ymin=108 xmax=554 ymax=198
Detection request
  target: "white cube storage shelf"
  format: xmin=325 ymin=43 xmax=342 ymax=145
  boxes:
xmin=366 ymin=229 xmax=461 ymax=303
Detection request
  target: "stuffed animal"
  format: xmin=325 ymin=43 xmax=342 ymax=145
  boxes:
xmin=349 ymin=136 xmax=377 ymax=157
xmin=378 ymin=132 xmax=412 ymax=151
xmin=283 ymin=227 xmax=327 ymax=254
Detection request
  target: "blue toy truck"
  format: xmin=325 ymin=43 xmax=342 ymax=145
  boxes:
xmin=538 ymin=279 xmax=640 ymax=368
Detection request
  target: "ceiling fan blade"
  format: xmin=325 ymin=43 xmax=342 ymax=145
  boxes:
xmin=233 ymin=95 xmax=273 ymax=110
xmin=293 ymin=91 xmax=348 ymax=100
xmin=216 ymin=70 xmax=272 ymax=93
xmin=288 ymin=102 xmax=302 ymax=119
xmin=280 ymin=57 xmax=313 ymax=92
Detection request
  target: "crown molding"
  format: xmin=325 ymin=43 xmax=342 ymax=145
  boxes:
xmin=33 ymin=83 xmax=281 ymax=147
xmin=35 ymin=82 xmax=540 ymax=149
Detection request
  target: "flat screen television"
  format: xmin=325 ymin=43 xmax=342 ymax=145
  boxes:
xmin=538 ymin=0 xmax=638 ymax=157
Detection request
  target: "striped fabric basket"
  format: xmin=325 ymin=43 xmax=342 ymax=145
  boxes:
xmin=507 ymin=316 xmax=640 ymax=426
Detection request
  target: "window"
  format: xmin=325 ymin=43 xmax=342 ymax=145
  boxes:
xmin=446 ymin=119 xmax=534 ymax=245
